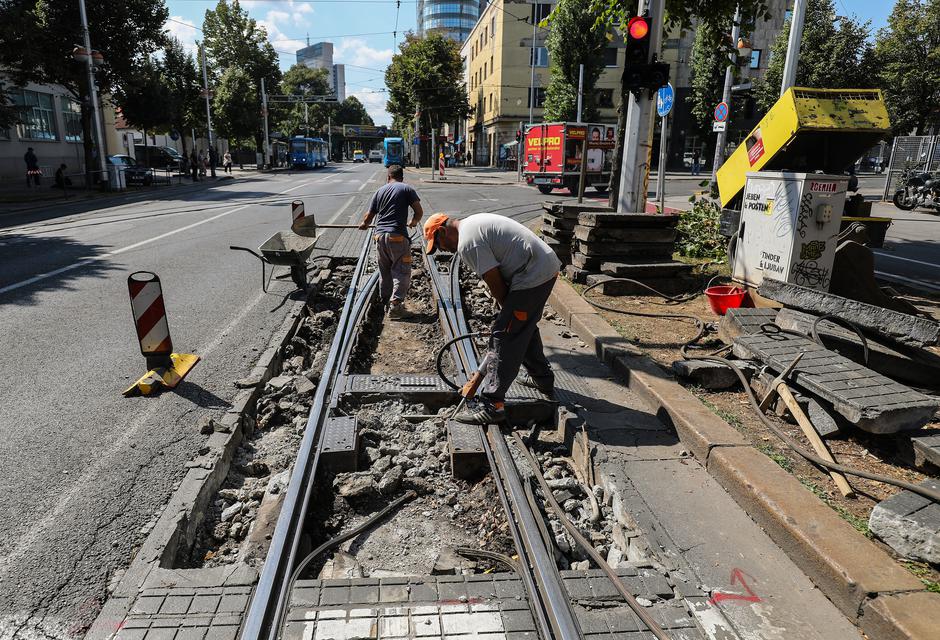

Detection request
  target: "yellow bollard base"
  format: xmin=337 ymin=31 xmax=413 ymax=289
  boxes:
xmin=123 ymin=353 xmax=201 ymax=397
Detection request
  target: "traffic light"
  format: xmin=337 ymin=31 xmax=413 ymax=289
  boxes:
xmin=623 ymin=13 xmax=670 ymax=95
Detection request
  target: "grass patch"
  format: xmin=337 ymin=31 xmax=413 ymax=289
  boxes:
xmin=756 ymin=443 xmax=794 ymax=472
xmin=904 ymin=562 xmax=940 ymax=593
xmin=696 ymin=395 xmax=743 ymax=428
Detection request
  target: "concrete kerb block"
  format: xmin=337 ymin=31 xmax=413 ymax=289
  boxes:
xmin=707 ymin=446 xmax=924 ymax=620
xmin=860 ymin=591 xmax=940 ymax=640
xmin=548 ymin=278 xmax=595 ymax=325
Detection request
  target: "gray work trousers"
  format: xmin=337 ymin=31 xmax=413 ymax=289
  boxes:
xmin=375 ymin=232 xmax=412 ymax=305
xmin=483 ymin=275 xmax=557 ymax=402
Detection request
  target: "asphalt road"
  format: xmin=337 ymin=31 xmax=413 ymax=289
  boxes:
xmin=0 ymin=163 xmax=549 ymax=639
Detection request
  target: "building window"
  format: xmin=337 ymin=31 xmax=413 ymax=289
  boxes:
xmin=530 ymin=47 xmax=549 ymax=67
xmin=490 ymin=56 xmax=493 ymax=75
xmin=596 ymin=89 xmax=614 ymax=109
xmin=491 ymin=15 xmax=496 ymax=38
xmin=750 ymin=49 xmax=762 ymax=69
xmin=603 ymin=47 xmax=618 ymax=67
xmin=531 ymin=2 xmax=552 ymax=23
xmin=489 ymin=93 xmax=493 ymax=112
xmin=61 ymin=98 xmax=83 ymax=142
xmin=483 ymin=64 xmax=487 ymax=80
xmin=12 ymin=89 xmax=58 ymax=140
xmin=483 ymin=26 xmax=487 ymax=44
xmin=528 ymin=87 xmax=546 ymax=108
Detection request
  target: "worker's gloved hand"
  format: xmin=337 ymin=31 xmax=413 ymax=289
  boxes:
xmin=358 ymin=222 xmax=370 ymax=230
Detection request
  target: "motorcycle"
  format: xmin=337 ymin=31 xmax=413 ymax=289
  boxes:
xmin=893 ymin=167 xmax=940 ymax=211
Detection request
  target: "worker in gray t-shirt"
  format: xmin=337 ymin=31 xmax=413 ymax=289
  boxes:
xmin=360 ymin=164 xmax=424 ymax=318
xmin=424 ymin=212 xmax=561 ymax=424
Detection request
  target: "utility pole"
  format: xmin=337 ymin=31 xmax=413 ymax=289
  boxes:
xmin=780 ymin=0 xmax=807 ymax=96
xmin=304 ymin=102 xmax=309 ymax=138
xmin=77 ymin=0 xmax=108 ymax=186
xmin=528 ymin=12 xmax=538 ymax=124
xmin=261 ymin=77 xmax=270 ymax=169
xmin=328 ymin=115 xmax=333 ymax=161
xmin=200 ymin=42 xmax=213 ymax=153
xmin=414 ymin=108 xmax=421 ymax=168
xmin=710 ymin=5 xmax=741 ymax=184
xmin=616 ymin=0 xmax=664 ymax=214
xmin=576 ymin=64 xmax=584 ymax=123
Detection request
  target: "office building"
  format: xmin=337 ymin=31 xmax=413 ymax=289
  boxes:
xmin=417 ymin=0 xmax=483 ymax=43
xmin=296 ymin=41 xmax=346 ymax=102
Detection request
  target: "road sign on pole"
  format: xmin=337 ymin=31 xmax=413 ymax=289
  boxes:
xmin=656 ymin=83 xmax=674 ymax=118
xmin=713 ymin=121 xmax=727 ymax=132
xmin=714 ymin=101 xmax=729 ymax=122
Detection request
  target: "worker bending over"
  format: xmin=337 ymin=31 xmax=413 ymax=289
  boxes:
xmin=360 ymin=164 xmax=424 ymax=318
xmin=424 ymin=212 xmax=560 ymax=424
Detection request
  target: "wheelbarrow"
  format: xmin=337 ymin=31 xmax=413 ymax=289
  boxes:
xmin=230 ymin=230 xmax=320 ymax=291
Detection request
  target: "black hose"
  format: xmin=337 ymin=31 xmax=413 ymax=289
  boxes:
xmin=811 ymin=314 xmax=870 ymax=365
xmin=435 ymin=331 xmax=489 ymax=390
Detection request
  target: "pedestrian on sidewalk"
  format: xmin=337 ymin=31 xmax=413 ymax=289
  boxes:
xmin=423 ymin=212 xmax=560 ymax=424
xmin=209 ymin=146 xmax=218 ymax=178
xmin=54 ymin=164 xmax=72 ymax=189
xmin=189 ymin=149 xmax=199 ymax=181
xmin=691 ymin=149 xmax=701 ymax=176
xmin=24 ymin=148 xmax=41 ymax=187
xmin=359 ymin=164 xmax=424 ymax=318
xmin=223 ymin=150 xmax=232 ymax=173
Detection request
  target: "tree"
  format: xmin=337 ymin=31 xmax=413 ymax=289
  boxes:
xmin=687 ymin=21 xmax=728 ymax=136
xmin=0 ymin=0 xmax=168 ymax=181
xmin=754 ymin=0 xmax=875 ymax=114
xmin=162 ymin=37 xmax=202 ymax=155
xmin=114 ymin=57 xmax=172 ymax=165
xmin=385 ymin=33 xmax=469 ymax=164
xmin=542 ymin=0 xmax=609 ymax=122
xmin=276 ymin=64 xmax=332 ymax=137
xmin=334 ymin=96 xmax=374 ymax=126
xmin=874 ymin=0 xmax=940 ymax=135
xmin=212 ymin=67 xmax=258 ymax=148
xmin=202 ymin=0 xmax=281 ymax=150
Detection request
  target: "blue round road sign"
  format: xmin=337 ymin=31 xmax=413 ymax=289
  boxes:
xmin=714 ymin=101 xmax=729 ymax=122
xmin=656 ymin=83 xmax=674 ymax=118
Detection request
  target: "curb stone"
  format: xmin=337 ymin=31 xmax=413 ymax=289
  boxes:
xmin=85 ymin=298 xmax=308 ymax=640
xmin=545 ymin=276 xmax=940 ymax=639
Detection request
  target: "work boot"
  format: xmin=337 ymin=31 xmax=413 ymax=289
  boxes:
xmin=388 ymin=303 xmax=414 ymax=319
xmin=517 ymin=371 xmax=555 ymax=398
xmin=454 ymin=399 xmax=506 ymax=425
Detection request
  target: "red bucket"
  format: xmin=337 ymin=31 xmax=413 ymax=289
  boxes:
xmin=705 ymin=285 xmax=747 ymax=315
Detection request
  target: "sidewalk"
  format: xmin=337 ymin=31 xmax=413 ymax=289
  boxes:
xmin=411 ymin=165 xmax=521 ymax=185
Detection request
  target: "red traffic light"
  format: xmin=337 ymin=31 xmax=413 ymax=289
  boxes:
xmin=628 ymin=16 xmax=649 ymax=40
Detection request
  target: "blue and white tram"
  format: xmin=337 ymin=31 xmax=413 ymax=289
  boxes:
xmin=290 ymin=136 xmax=328 ymax=169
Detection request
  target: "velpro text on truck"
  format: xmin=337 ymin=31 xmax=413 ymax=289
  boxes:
xmin=523 ymin=122 xmax=616 ymax=195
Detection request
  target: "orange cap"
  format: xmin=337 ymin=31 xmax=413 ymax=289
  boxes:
xmin=423 ymin=213 xmax=449 ymax=254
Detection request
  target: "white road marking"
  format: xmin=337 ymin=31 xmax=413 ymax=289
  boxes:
xmin=873 ymin=251 xmax=940 ymax=270
xmin=328 ymin=196 xmax=357 ymax=224
xmin=874 ymin=270 xmax=940 ymax=292
xmin=0 ymin=180 xmax=316 ymax=297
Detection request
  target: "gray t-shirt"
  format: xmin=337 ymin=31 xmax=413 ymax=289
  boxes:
xmin=457 ymin=213 xmax=561 ymax=292
xmin=369 ymin=181 xmax=420 ymax=235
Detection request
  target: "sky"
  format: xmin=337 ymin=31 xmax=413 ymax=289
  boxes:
xmin=163 ymin=0 xmax=896 ymax=127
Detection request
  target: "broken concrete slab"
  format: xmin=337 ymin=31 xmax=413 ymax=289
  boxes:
xmin=869 ymin=479 xmax=940 ymax=564
xmin=574 ymin=240 xmax=673 ymax=258
xmin=574 ymin=226 xmax=677 ymax=243
xmin=718 ymin=307 xmax=779 ymax=344
xmin=431 ymin=546 xmax=478 ymax=575
xmin=776 ymin=308 xmax=940 ymax=390
xmin=576 ymin=211 xmax=678 ymax=228
xmin=910 ymin=431 xmax=940 ymax=469
xmin=600 ymin=261 xmax=695 ymax=279
xmin=758 ymin=278 xmax=940 ymax=347
xmin=671 ymin=359 xmax=740 ymax=390
xmin=733 ymin=330 xmax=940 ymax=433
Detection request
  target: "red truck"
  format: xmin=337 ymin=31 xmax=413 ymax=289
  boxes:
xmin=523 ymin=122 xmax=617 ymax=195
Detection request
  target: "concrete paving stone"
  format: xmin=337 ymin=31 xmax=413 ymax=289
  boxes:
xmin=504 ymin=633 xmax=539 ymax=640
xmin=576 ymin=609 xmax=612 ymax=634
xmin=348 ymin=577 xmax=380 ymax=586
xmin=587 ymin=576 xmax=620 ymax=599
xmin=143 ymin=629 xmax=177 ymax=640
xmin=498 ymin=596 xmax=530 ymax=611
xmin=123 ymin=618 xmax=154 ymax=630
xmin=466 ymin=574 xmax=496 ymax=582
xmin=378 ymin=614 xmax=410 ymax=636
xmin=407 ymin=581 xmax=438 ymax=602
xmin=188 ymin=595 xmax=221 ymax=615
xmin=217 ymin=593 xmax=249 ymax=613
xmin=436 ymin=581 xmax=469 ymax=601
xmin=166 ymin=588 xmax=198 ymax=597
xmin=615 ymin=567 xmax=640 ymax=578
xmin=349 ymin=584 xmax=380 ymax=604
xmin=563 ymin=576 xmax=594 ymax=599
xmin=320 ymin=585 xmax=352 ymax=605
xmin=412 ymin=614 xmax=442 ymax=636
xmin=466 ymin=581 xmax=497 ymax=599
xmin=379 ymin=576 xmax=410 ymax=585
xmin=604 ymin=608 xmax=641 ymax=633
xmin=150 ymin=617 xmax=186 ymax=629
xmin=639 ymin=572 xmax=674 ymax=598
xmin=654 ymin=603 xmax=696 ymax=628
xmin=160 ymin=595 xmax=193 ymax=615
xmin=203 ymin=626 xmax=240 ymax=640
xmin=282 ymin=621 xmax=308 ymax=640
xmin=175 ymin=627 xmax=208 ymax=640
xmin=292 ymin=587 xmax=320 ymax=607
xmin=378 ymin=584 xmax=410 ymax=603
xmin=115 ymin=629 xmax=149 ymax=640
xmin=131 ymin=596 xmax=165 ymax=615
xmin=298 ymin=579 xmax=322 ymax=588
xmin=499 ymin=609 xmax=536 ymax=633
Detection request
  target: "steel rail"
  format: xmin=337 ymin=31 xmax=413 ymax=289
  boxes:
xmin=241 ymin=231 xmax=375 ymax=640
xmin=425 ymin=251 xmax=583 ymax=640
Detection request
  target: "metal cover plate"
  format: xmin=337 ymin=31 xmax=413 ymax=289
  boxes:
xmin=344 ymin=374 xmax=454 ymax=394
xmin=447 ymin=420 xmax=484 ymax=453
xmin=323 ymin=416 xmax=357 ymax=452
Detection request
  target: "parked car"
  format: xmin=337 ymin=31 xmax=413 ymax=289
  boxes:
xmin=369 ymin=149 xmax=383 ymax=163
xmin=353 ymin=150 xmax=366 ymax=163
xmin=134 ymin=144 xmax=184 ymax=171
xmin=108 ymin=155 xmax=154 ymax=186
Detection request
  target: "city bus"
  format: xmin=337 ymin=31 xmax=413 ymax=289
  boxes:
xmin=383 ymin=137 xmax=405 ymax=167
xmin=290 ymin=136 xmax=328 ymax=169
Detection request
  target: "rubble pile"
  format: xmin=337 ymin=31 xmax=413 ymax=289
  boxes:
xmin=322 ymin=402 xmax=513 ymax=577
xmin=185 ymin=265 xmax=353 ymax=568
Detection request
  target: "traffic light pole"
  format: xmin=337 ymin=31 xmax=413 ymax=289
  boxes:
xmin=710 ymin=5 xmax=741 ymax=185
xmin=616 ymin=0 xmax=664 ymax=215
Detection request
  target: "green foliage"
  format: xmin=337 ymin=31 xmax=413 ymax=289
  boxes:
xmin=115 ymin=57 xmax=172 ymax=135
xmin=0 ymin=82 xmax=21 ymax=130
xmin=202 ymin=0 xmax=281 ymax=148
xmin=676 ymin=198 xmax=726 ymax=260
xmin=542 ymin=0 xmax=608 ymax=122
xmin=588 ymin=0 xmax=772 ymax=34
xmin=688 ymin=21 xmax=729 ymax=136
xmin=904 ymin=562 xmax=940 ymax=593
xmin=334 ymin=96 xmax=374 ymax=126
xmin=162 ymin=37 xmax=202 ymax=154
xmin=754 ymin=0 xmax=875 ymax=114
xmin=275 ymin=64 xmax=333 ymax=137
xmin=385 ymin=33 xmax=469 ymax=131
xmin=874 ymin=0 xmax=940 ymax=135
